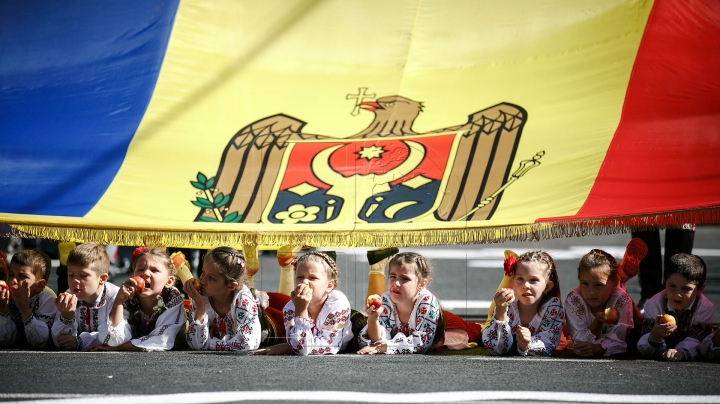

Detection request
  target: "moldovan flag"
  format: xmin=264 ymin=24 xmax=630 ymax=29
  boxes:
xmin=1 ymin=0 xmax=719 ymax=247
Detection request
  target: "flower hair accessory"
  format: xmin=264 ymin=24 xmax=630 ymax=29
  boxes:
xmin=291 ymin=259 xmax=298 ymax=271
xmin=153 ymin=295 xmax=165 ymax=314
xmin=132 ymin=247 xmax=149 ymax=264
xmin=503 ymin=254 xmax=516 ymax=277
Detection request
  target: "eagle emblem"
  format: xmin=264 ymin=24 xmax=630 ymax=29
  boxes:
xmin=192 ymin=96 xmax=535 ymax=224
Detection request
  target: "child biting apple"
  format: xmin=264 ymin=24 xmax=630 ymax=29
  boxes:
xmin=51 ymin=243 xmax=120 ymax=350
xmin=0 ymin=250 xmax=57 ymax=349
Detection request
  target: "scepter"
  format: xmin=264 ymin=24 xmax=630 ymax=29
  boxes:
xmin=456 ymin=151 xmax=545 ymax=221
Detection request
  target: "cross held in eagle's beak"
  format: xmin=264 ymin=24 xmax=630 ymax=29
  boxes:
xmin=346 ymin=87 xmax=377 ymax=116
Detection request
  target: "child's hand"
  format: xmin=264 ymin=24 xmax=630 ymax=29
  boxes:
xmin=0 ymin=286 xmax=10 ymax=314
xmin=56 ymin=334 xmax=78 ymax=350
xmin=357 ymin=342 xmax=388 ymax=355
xmin=253 ymin=342 xmax=293 ymax=355
xmin=574 ymin=341 xmax=594 ymax=357
xmin=515 ymin=325 xmax=531 ymax=351
xmin=493 ymin=288 xmax=514 ymax=322
xmin=364 ymin=301 xmax=383 ymax=321
xmin=55 ymin=293 xmax=77 ymax=320
xmin=14 ymin=280 xmax=33 ymax=321
xmin=662 ymin=348 xmax=684 ymax=361
xmin=493 ymin=288 xmax=514 ymax=307
xmin=183 ymin=279 xmax=205 ymax=319
xmin=291 ymin=280 xmax=312 ymax=315
xmin=574 ymin=341 xmax=604 ymax=357
xmin=650 ymin=315 xmax=676 ymax=342
xmin=116 ymin=278 xmax=139 ymax=303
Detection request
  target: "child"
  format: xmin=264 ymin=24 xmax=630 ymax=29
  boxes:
xmin=185 ymin=247 xmax=261 ymax=351
xmin=255 ymin=251 xmax=352 ymax=355
xmin=357 ymin=251 xmax=444 ymax=355
xmin=565 ymin=249 xmax=634 ymax=357
xmin=0 ymin=250 xmax=57 ymax=348
xmin=51 ymin=243 xmax=119 ymax=350
xmin=482 ymin=250 xmax=564 ymax=356
xmin=637 ymin=253 xmax=713 ymax=361
xmin=92 ymin=248 xmax=186 ymax=351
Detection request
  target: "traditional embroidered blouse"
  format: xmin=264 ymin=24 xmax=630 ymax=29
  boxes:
xmin=0 ymin=287 xmax=57 ymax=348
xmin=51 ymin=282 xmax=119 ymax=350
xmin=565 ymin=286 xmax=634 ymax=356
xmin=358 ymin=289 xmax=441 ymax=354
xmin=482 ymin=296 xmax=564 ymax=356
xmin=186 ymin=285 xmax=261 ymax=351
xmin=637 ymin=291 xmax=713 ymax=360
xmin=700 ymin=328 xmax=720 ymax=361
xmin=283 ymin=290 xmax=353 ymax=355
xmin=105 ymin=286 xmax=186 ymax=351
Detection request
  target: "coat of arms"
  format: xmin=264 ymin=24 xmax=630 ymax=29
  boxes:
xmin=191 ymin=93 xmax=540 ymax=224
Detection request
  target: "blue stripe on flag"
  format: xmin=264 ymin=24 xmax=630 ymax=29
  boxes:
xmin=0 ymin=0 xmax=179 ymax=216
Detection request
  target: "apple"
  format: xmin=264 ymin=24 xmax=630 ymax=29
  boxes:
xmin=56 ymin=292 xmax=73 ymax=304
xmin=658 ymin=313 xmax=676 ymax=325
xmin=131 ymin=276 xmax=146 ymax=292
xmin=0 ymin=280 xmax=7 ymax=293
xmin=191 ymin=278 xmax=202 ymax=291
xmin=602 ymin=308 xmax=619 ymax=325
xmin=367 ymin=294 xmax=382 ymax=309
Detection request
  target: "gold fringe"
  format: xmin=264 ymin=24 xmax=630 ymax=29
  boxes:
xmin=2 ymin=207 xmax=719 ymax=248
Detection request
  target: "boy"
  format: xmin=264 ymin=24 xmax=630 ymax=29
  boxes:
xmin=0 ymin=249 xmax=57 ymax=348
xmin=51 ymin=243 xmax=118 ymax=350
xmin=637 ymin=253 xmax=714 ymax=361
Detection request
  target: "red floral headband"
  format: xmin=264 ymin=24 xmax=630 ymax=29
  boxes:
xmin=131 ymin=247 xmax=149 ymax=264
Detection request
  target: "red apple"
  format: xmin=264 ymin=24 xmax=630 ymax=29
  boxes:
xmin=367 ymin=294 xmax=382 ymax=309
xmin=131 ymin=276 xmax=146 ymax=292
xmin=602 ymin=307 xmax=619 ymax=325
xmin=0 ymin=280 xmax=7 ymax=293
xmin=191 ymin=278 xmax=202 ymax=291
xmin=658 ymin=313 xmax=676 ymax=325
xmin=56 ymin=292 xmax=73 ymax=304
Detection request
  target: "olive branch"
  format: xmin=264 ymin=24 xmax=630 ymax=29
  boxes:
xmin=190 ymin=172 xmax=242 ymax=223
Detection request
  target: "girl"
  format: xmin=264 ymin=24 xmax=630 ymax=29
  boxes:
xmin=95 ymin=248 xmax=186 ymax=351
xmin=482 ymin=250 xmax=564 ymax=356
xmin=184 ymin=247 xmax=261 ymax=351
xmin=565 ymin=249 xmax=635 ymax=357
xmin=357 ymin=252 xmax=444 ymax=355
xmin=255 ymin=251 xmax=352 ymax=355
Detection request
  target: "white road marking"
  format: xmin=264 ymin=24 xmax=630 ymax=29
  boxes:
xmin=2 ymin=391 xmax=720 ymax=404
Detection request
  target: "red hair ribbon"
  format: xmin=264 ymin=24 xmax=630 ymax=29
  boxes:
xmin=503 ymin=255 xmax=516 ymax=277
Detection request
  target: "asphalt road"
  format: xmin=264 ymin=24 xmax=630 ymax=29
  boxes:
xmin=1 ymin=351 xmax=719 ymax=403
xmin=3 ymin=227 xmax=719 ymax=403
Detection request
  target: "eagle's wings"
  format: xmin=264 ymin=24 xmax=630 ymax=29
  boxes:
xmin=195 ymin=114 xmax=328 ymax=223
xmin=428 ymin=103 xmax=527 ymax=221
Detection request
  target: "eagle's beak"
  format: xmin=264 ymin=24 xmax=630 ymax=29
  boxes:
xmin=359 ymin=101 xmax=382 ymax=112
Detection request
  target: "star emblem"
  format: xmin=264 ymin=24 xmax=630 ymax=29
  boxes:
xmin=358 ymin=145 xmax=384 ymax=161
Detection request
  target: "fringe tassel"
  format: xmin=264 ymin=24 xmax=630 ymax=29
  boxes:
xmin=2 ymin=207 xmax=718 ymax=248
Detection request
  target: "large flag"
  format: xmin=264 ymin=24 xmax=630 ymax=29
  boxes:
xmin=1 ymin=0 xmax=719 ymax=247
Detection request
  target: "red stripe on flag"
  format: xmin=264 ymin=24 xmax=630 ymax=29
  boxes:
xmin=543 ymin=0 xmax=720 ymax=222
